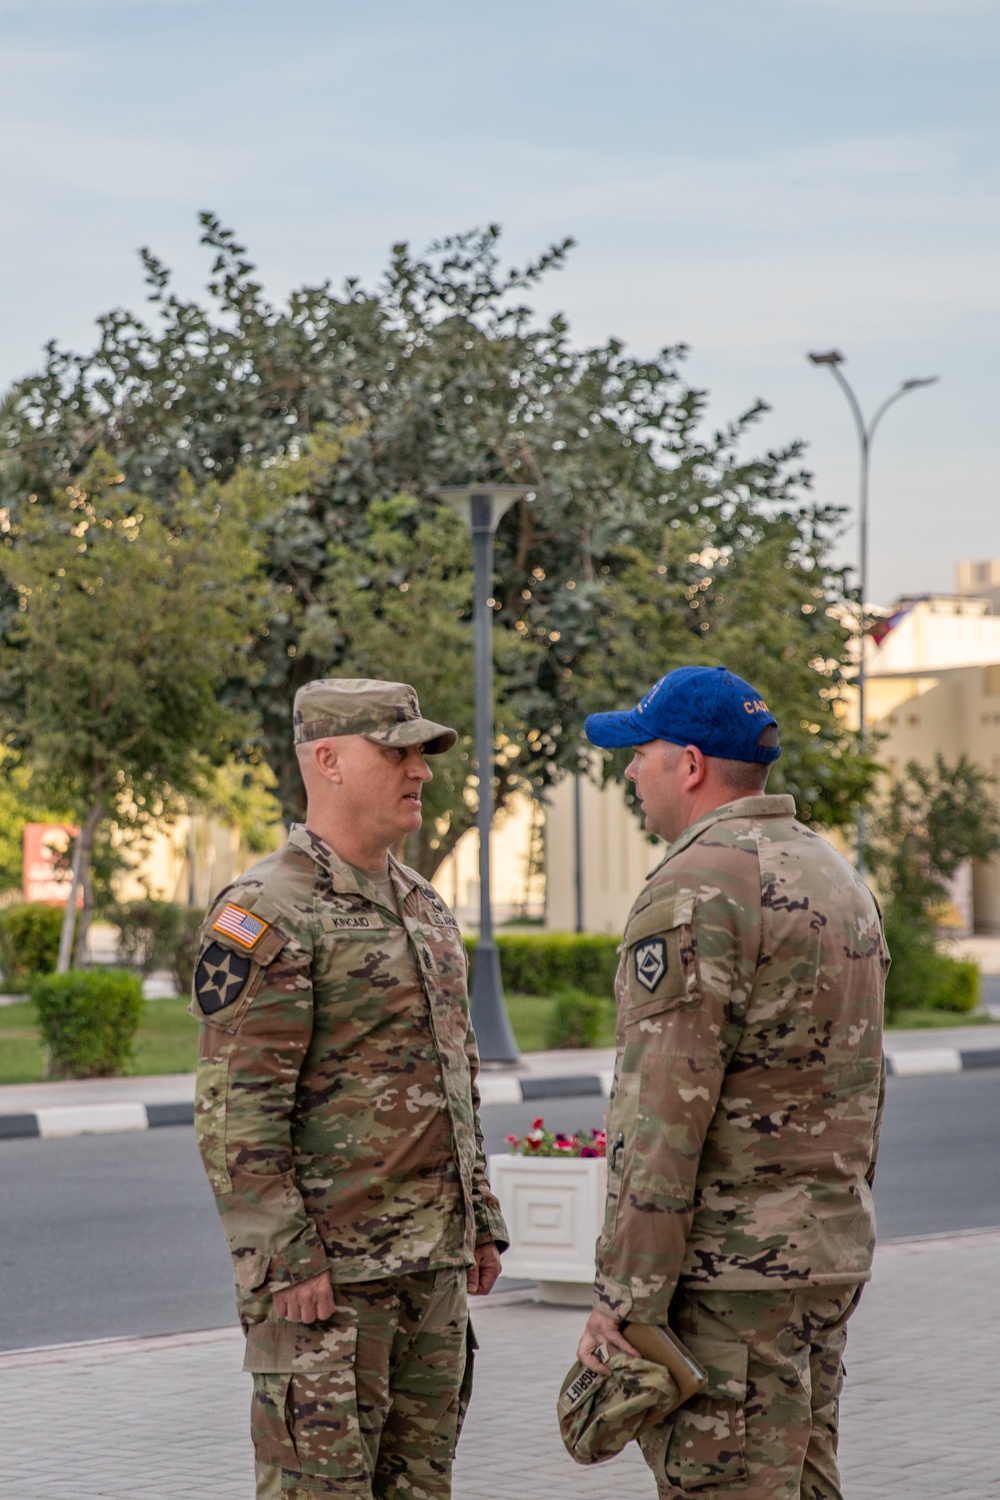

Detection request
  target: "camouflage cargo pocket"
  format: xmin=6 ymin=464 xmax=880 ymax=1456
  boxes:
xmin=245 ymin=1312 xmax=365 ymax=1481
xmin=193 ymin=1059 xmax=230 ymax=1193
xmin=660 ymin=1337 xmax=749 ymax=1491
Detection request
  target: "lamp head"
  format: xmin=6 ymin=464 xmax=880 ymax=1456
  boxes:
xmin=901 ymin=376 xmax=939 ymax=391
xmin=807 ymin=350 xmax=846 ymax=366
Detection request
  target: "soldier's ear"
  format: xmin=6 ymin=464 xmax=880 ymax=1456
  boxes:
xmin=308 ymin=739 xmax=345 ymax=786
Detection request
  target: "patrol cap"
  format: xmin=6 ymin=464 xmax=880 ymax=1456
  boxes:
xmin=293 ymin=678 xmax=457 ymax=754
xmin=558 ymin=1350 xmax=682 ymax=1464
xmin=584 ymin=665 xmax=781 ymax=764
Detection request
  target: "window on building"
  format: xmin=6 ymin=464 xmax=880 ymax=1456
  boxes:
xmin=984 ymin=665 xmax=1000 ymax=696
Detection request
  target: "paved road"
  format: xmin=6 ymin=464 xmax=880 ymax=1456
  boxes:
xmin=3 ymin=1072 xmax=999 ymax=1351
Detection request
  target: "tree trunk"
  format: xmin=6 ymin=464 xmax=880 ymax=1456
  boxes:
xmin=56 ymin=795 xmax=104 ymax=974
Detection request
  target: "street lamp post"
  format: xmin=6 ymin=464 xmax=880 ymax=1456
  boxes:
xmin=434 ymin=484 xmax=532 ymax=1065
xmin=807 ymin=351 xmax=938 ymax=870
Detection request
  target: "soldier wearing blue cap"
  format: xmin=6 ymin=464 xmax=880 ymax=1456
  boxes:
xmin=575 ymin=665 xmax=887 ymax=1500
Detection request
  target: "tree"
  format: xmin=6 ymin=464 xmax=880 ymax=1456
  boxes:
xmin=867 ymin=754 xmax=1000 ymax=923
xmin=1 ymin=218 xmax=876 ymax=876
xmin=0 ymin=450 xmax=266 ymax=967
xmin=866 ymin=755 xmax=1000 ymax=1020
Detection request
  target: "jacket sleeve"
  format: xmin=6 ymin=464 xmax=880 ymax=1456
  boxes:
xmin=464 ymin=1017 xmax=510 ymax=1252
xmin=594 ymin=872 xmax=755 ymax=1323
xmin=193 ymin=904 xmax=329 ymax=1295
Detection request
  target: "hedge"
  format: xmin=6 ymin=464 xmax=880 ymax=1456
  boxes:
xmin=464 ymin=933 xmax=620 ymax=998
xmin=0 ymin=903 xmax=66 ymax=990
xmin=32 ymin=968 xmax=144 ymax=1078
xmin=882 ymin=904 xmax=980 ymax=1022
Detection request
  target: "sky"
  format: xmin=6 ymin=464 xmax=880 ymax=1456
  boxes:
xmin=1 ymin=0 xmax=998 ymax=605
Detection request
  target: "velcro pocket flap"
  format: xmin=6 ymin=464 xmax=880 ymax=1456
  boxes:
xmin=243 ymin=1314 xmax=358 ymax=1374
xmin=626 ymin=891 xmax=695 ymax=945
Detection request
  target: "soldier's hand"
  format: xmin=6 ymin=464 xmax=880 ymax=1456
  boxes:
xmin=273 ymin=1269 xmax=336 ymax=1324
xmin=467 ymin=1241 xmax=502 ymax=1296
xmin=577 ymin=1309 xmax=640 ymax=1374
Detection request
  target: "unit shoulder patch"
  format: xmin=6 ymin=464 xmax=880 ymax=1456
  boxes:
xmin=212 ymin=902 xmax=270 ymax=949
xmin=634 ymin=935 xmax=667 ymax=992
xmin=195 ymin=942 xmax=252 ymax=1015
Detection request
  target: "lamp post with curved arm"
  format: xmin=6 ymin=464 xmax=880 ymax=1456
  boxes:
xmin=807 ymin=351 xmax=938 ymax=870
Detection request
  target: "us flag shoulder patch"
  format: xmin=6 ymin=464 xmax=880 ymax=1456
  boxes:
xmin=212 ymin=902 xmax=269 ymax=949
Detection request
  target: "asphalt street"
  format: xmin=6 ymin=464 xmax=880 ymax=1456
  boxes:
xmin=2 ymin=1072 xmax=999 ymax=1351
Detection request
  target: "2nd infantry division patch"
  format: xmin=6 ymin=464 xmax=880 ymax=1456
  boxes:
xmin=196 ymin=942 xmax=252 ymax=1015
xmin=634 ymin=936 xmax=667 ymax=992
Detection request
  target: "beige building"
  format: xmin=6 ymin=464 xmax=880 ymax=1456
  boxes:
xmin=543 ymin=772 xmax=661 ymax=934
xmin=866 ymin=580 xmax=1000 ymax=934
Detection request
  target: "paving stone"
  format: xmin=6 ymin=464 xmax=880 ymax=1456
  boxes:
xmin=0 ymin=1230 xmax=997 ymax=1498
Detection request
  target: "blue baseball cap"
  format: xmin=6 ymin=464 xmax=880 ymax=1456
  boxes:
xmin=584 ymin=666 xmax=781 ymax=764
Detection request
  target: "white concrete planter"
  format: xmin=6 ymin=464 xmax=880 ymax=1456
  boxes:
xmin=489 ymin=1153 xmax=606 ymax=1306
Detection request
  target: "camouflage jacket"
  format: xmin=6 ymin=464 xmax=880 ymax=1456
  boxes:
xmin=192 ymin=824 xmax=508 ymax=1309
xmin=595 ymin=794 xmax=887 ymax=1323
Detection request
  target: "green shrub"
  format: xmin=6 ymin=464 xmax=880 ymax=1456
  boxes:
xmin=883 ymin=905 xmax=980 ymax=1022
xmin=465 ymin=933 xmax=620 ymax=998
xmin=544 ymin=987 xmax=607 ymax=1049
xmin=174 ymin=907 xmax=206 ymax=996
xmin=113 ymin=900 xmax=185 ymax=975
xmin=0 ymin=903 xmax=66 ymax=990
xmin=32 ymin=968 xmax=144 ymax=1078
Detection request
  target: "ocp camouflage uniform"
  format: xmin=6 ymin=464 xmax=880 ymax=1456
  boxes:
xmin=191 ymin=824 xmax=508 ymax=1499
xmin=597 ymin=793 xmax=887 ymax=1499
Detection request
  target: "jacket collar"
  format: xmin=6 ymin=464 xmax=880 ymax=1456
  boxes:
xmin=287 ymin=824 xmax=419 ymax=916
xmin=652 ymin=793 xmax=797 ymax=872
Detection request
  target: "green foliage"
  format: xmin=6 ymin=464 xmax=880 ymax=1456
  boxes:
xmin=867 ymin=754 xmax=1000 ymax=924
xmin=881 ymin=902 xmax=980 ymax=1022
xmin=0 ymin=217 xmax=874 ymax=879
xmin=174 ymin=908 xmax=206 ymax=997
xmin=466 ymin=932 xmax=620 ymax=998
xmin=0 ymin=903 xmax=65 ymax=989
xmin=113 ymin=900 xmax=185 ymax=975
xmin=112 ymin=900 xmax=206 ymax=992
xmin=543 ymin=987 xmax=607 ymax=1049
xmin=31 ymin=967 xmax=144 ymax=1078
xmin=0 ymin=448 xmax=268 ymax=960
xmin=0 ymin=750 xmax=72 ymax=894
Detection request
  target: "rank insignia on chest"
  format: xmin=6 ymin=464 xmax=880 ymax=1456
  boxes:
xmin=634 ymin=936 xmax=667 ymax=992
xmin=195 ymin=942 xmax=252 ymax=1015
xmin=212 ymin=903 xmax=269 ymax=949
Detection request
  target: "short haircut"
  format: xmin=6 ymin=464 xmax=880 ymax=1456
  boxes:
xmin=712 ymin=724 xmax=780 ymax=796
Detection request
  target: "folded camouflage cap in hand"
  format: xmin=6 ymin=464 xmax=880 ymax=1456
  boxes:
xmin=557 ymin=1349 xmax=682 ymax=1464
xmin=293 ymin=678 xmax=457 ymax=753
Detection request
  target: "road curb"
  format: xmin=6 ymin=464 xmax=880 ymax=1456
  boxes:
xmin=3 ymin=1046 xmax=1000 ymax=1141
xmin=0 ymin=1101 xmax=195 ymax=1140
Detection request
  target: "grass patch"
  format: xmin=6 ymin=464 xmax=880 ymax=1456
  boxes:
xmin=506 ymin=993 xmax=616 ymax=1053
xmin=886 ymin=1008 xmax=999 ymax=1031
xmin=0 ymin=995 xmax=199 ymax=1085
xmin=0 ymin=1001 xmax=47 ymax=1084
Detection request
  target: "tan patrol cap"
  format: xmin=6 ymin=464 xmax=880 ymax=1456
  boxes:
xmin=293 ymin=678 xmax=457 ymax=754
xmin=558 ymin=1350 xmax=682 ymax=1464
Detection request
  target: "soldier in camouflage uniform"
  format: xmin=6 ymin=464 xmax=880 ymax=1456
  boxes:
xmin=577 ymin=666 xmax=887 ymax=1500
xmin=191 ymin=679 xmax=509 ymax=1500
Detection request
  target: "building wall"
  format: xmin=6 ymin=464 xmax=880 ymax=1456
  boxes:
xmin=544 ymin=773 xmax=662 ymax=935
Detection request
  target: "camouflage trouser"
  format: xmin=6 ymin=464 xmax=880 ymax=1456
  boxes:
xmin=638 ymin=1284 xmax=861 ymax=1500
xmin=251 ymin=1268 xmax=474 ymax=1500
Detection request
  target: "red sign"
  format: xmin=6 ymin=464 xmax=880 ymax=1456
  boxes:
xmin=23 ymin=824 xmax=81 ymax=905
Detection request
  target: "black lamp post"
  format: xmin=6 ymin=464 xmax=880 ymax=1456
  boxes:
xmin=807 ymin=351 xmax=938 ymax=870
xmin=435 ymin=484 xmax=532 ymax=1065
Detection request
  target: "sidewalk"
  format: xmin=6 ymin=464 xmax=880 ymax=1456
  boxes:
xmin=1 ymin=1229 xmax=997 ymax=1498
